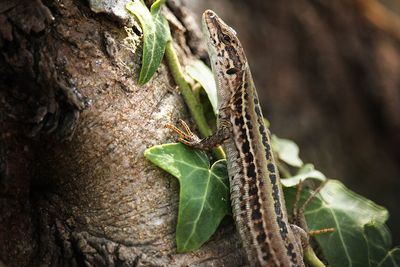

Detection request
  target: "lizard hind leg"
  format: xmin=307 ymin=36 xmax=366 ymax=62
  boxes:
xmin=292 ymin=180 xmax=335 ymax=237
xmin=290 ymin=224 xmax=309 ymax=251
xmin=290 ymin=181 xmax=334 ymax=265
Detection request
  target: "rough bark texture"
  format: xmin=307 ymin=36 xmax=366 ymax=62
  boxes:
xmin=1 ymin=0 xmax=400 ymax=266
xmin=187 ymin=0 xmax=400 ymax=244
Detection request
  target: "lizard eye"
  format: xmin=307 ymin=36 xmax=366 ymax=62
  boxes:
xmin=223 ymin=34 xmax=231 ymax=42
xmin=226 ymin=67 xmax=238 ymax=75
xmin=219 ymin=32 xmax=231 ymax=44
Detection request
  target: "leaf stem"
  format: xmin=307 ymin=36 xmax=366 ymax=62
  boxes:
xmin=165 ymin=42 xmax=210 ymax=136
xmin=277 ymin=161 xmax=292 ymax=178
xmin=165 ymin=41 xmax=225 ymax=159
xmin=304 ymin=246 xmax=326 ymax=267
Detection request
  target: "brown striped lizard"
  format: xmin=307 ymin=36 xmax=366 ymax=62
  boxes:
xmin=168 ymin=9 xmax=312 ymax=267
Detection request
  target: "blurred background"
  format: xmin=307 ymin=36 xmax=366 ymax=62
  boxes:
xmin=184 ymin=0 xmax=400 ymax=245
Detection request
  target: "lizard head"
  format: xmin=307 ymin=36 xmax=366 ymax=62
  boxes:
xmin=202 ymin=10 xmax=248 ymax=111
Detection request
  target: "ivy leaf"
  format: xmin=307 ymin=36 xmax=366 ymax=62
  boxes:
xmin=379 ymin=248 xmax=400 ymax=267
xmin=186 ymin=60 xmax=218 ymax=115
xmin=364 ymin=223 xmax=400 ymax=267
xmin=126 ymin=0 xmax=171 ymax=85
xmin=272 ymin=135 xmax=304 ymax=167
xmin=285 ymin=180 xmax=399 ymax=267
xmin=144 ymin=143 xmax=230 ymax=252
xmin=145 ymin=136 xmax=398 ymax=265
xmin=281 ymin=164 xmax=326 ymax=187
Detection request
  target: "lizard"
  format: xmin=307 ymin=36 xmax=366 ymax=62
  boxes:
xmin=168 ymin=10 xmax=309 ymax=267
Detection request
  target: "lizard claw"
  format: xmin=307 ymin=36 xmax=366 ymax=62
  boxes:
xmin=166 ymin=120 xmax=201 ymax=145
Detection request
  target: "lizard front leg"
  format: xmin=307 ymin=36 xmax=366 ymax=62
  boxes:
xmin=166 ymin=119 xmax=232 ymax=150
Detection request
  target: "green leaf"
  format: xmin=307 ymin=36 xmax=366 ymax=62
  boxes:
xmin=281 ymin=164 xmax=326 ymax=187
xmin=285 ymin=180 xmax=398 ymax=267
xmin=126 ymin=0 xmax=171 ymax=85
xmin=364 ymin=223 xmax=400 ymax=267
xmin=186 ymin=60 xmax=218 ymax=115
xmin=378 ymin=247 xmax=400 ymax=267
xmin=272 ymin=135 xmax=304 ymax=167
xmin=145 ymin=137 xmax=399 ymax=264
xmin=144 ymin=143 xmax=230 ymax=252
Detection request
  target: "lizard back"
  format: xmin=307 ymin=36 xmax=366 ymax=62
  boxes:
xmin=202 ymin=10 xmax=305 ymax=267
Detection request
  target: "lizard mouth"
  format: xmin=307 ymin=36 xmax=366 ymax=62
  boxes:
xmin=202 ymin=9 xmax=218 ymax=34
xmin=202 ymin=10 xmax=237 ymax=40
xmin=203 ymin=9 xmax=217 ymax=19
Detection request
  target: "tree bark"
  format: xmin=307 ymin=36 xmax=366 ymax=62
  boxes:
xmin=0 ymin=0 xmax=245 ymax=265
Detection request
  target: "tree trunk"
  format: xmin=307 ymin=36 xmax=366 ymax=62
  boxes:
xmin=1 ymin=0 xmax=400 ymax=266
xmin=0 ymin=0 xmax=245 ymax=265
